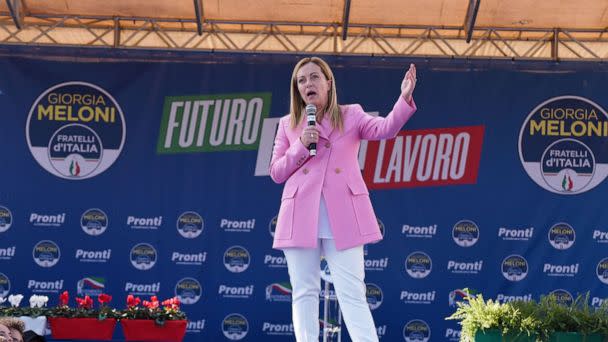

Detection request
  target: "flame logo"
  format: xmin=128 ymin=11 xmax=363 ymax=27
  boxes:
xmin=561 ymin=172 xmax=573 ymax=191
xmin=69 ymin=159 xmax=81 ymax=176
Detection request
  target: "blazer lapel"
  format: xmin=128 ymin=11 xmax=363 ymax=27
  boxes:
xmin=327 ymin=109 xmax=356 ymax=142
xmin=291 ymin=116 xmax=307 ymax=141
xmin=317 ymin=118 xmax=332 ymax=140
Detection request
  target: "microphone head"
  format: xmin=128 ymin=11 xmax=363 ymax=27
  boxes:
xmin=305 ymin=104 xmax=317 ymax=116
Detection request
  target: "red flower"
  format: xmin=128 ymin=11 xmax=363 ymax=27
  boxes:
xmin=142 ymin=296 xmax=159 ymax=309
xmin=161 ymin=297 xmax=181 ymax=310
xmin=142 ymin=300 xmax=159 ymax=309
xmin=59 ymin=291 xmax=69 ymax=306
xmin=75 ymin=295 xmax=94 ymax=309
xmin=98 ymin=293 xmax=112 ymax=305
xmin=126 ymin=295 xmax=141 ymax=308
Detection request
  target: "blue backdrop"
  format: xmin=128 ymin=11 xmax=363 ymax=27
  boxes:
xmin=0 ymin=47 xmax=607 ymax=341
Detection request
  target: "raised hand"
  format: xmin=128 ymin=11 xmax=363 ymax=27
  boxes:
xmin=400 ymin=63 xmax=417 ymax=103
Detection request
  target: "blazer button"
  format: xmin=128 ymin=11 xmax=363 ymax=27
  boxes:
xmin=325 ymin=142 xmax=331 ymax=148
xmin=303 ymin=168 xmax=309 ymax=175
xmin=334 ymin=168 xmax=341 ymax=174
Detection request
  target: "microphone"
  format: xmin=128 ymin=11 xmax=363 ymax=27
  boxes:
xmin=305 ymin=104 xmax=317 ymax=156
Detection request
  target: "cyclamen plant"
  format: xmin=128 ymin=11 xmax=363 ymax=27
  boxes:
xmin=8 ymin=294 xmax=23 ymax=307
xmin=50 ymin=291 xmax=118 ymax=320
xmin=29 ymin=295 xmax=49 ymax=308
xmin=0 ymin=294 xmax=49 ymax=317
xmin=1 ymin=292 xmax=186 ymax=324
xmin=120 ymin=295 xmax=186 ymax=325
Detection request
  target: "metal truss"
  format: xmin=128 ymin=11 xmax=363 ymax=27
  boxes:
xmin=0 ymin=14 xmax=607 ymax=61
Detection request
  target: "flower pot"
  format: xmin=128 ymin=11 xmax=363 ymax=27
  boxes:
xmin=475 ymin=330 xmax=537 ymax=342
xmin=18 ymin=316 xmax=47 ymax=336
xmin=548 ymin=332 xmax=603 ymax=342
xmin=121 ymin=319 xmax=187 ymax=342
xmin=49 ymin=317 xmax=116 ymax=340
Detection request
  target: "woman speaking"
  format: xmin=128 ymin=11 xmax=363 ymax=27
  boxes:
xmin=270 ymin=56 xmax=417 ymax=341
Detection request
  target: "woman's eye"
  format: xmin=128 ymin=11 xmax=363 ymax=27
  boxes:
xmin=311 ymin=74 xmax=319 ymax=80
xmin=298 ymin=78 xmax=305 ymax=84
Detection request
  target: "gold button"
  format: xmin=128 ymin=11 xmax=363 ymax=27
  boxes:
xmin=303 ymin=168 xmax=309 ymax=174
xmin=325 ymin=142 xmax=331 ymax=148
xmin=334 ymin=168 xmax=341 ymax=174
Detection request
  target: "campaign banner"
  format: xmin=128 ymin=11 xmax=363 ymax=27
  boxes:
xmin=0 ymin=49 xmax=607 ymax=341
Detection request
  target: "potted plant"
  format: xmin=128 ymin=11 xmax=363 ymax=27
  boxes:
xmin=537 ymin=294 xmax=607 ymax=342
xmin=447 ymin=291 xmax=608 ymax=342
xmin=119 ymin=295 xmax=187 ymax=342
xmin=47 ymin=291 xmax=118 ymax=340
xmin=0 ymin=294 xmax=49 ymax=336
xmin=446 ymin=292 xmax=540 ymax=341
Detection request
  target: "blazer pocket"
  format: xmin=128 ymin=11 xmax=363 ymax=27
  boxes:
xmin=347 ymin=182 xmax=377 ymax=236
xmin=281 ymin=183 xmax=298 ymax=199
xmin=276 ymin=184 xmax=298 ymax=240
xmin=347 ymin=180 xmax=369 ymax=196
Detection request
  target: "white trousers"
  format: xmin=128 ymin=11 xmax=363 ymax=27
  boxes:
xmin=283 ymin=239 xmax=379 ymax=342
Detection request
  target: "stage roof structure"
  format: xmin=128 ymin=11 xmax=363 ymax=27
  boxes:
xmin=1 ymin=0 xmax=607 ymax=61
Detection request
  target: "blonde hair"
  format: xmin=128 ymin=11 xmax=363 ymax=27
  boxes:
xmin=0 ymin=317 xmax=24 ymax=335
xmin=289 ymin=57 xmax=342 ymax=130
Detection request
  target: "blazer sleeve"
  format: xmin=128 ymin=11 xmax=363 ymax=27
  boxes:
xmin=269 ymin=117 xmax=310 ymax=184
xmin=357 ymin=96 xmax=417 ymax=140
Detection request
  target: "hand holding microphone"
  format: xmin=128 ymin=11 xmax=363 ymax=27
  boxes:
xmin=301 ymin=104 xmax=318 ymax=156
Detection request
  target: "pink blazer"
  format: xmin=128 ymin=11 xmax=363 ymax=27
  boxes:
xmin=270 ymin=96 xmax=417 ymax=250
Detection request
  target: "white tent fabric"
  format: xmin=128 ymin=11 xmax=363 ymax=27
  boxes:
xmin=0 ymin=0 xmax=607 ymax=59
xmin=2 ymin=0 xmax=606 ymax=28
